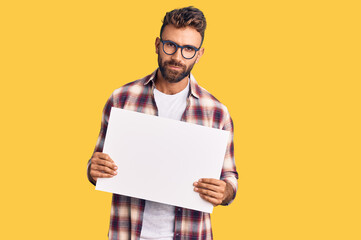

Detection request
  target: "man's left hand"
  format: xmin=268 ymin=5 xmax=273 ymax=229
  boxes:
xmin=193 ymin=178 xmax=234 ymax=206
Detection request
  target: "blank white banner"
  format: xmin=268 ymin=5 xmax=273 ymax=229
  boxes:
xmin=95 ymin=107 xmax=230 ymax=213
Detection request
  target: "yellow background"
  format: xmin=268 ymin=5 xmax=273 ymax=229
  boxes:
xmin=1 ymin=0 xmax=360 ymax=239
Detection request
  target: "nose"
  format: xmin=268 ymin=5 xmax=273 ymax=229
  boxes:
xmin=171 ymin=47 xmax=183 ymax=61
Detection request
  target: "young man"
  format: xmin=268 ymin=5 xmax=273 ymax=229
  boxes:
xmin=87 ymin=6 xmax=238 ymax=240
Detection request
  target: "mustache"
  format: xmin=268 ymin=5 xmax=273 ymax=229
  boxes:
xmin=164 ymin=60 xmax=185 ymax=69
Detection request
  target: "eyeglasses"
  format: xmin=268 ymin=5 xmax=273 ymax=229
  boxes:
xmin=160 ymin=39 xmax=201 ymax=59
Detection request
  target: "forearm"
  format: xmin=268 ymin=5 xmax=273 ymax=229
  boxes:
xmin=87 ymin=158 xmax=96 ymax=186
xmin=88 ymin=94 xmax=113 ymax=186
xmin=221 ymin=181 xmax=235 ymax=205
xmin=220 ymin=113 xmax=238 ymax=205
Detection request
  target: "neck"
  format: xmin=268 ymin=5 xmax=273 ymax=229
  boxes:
xmin=154 ymin=69 xmax=189 ymax=95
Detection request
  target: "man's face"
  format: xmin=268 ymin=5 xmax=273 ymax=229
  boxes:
xmin=156 ymin=24 xmax=204 ymax=83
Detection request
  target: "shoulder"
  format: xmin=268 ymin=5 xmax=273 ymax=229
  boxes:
xmin=109 ymin=74 xmax=153 ymax=107
xmin=190 ymin=81 xmax=233 ymax=129
xmin=194 ymin=83 xmax=230 ymax=116
xmin=112 ymin=74 xmax=151 ymax=97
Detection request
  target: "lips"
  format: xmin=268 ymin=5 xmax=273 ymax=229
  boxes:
xmin=166 ymin=62 xmax=185 ymax=70
xmin=168 ymin=65 xmax=181 ymax=69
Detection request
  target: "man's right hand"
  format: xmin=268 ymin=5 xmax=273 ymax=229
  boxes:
xmin=90 ymin=152 xmax=118 ymax=182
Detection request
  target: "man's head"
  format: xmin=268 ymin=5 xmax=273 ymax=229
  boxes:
xmin=156 ymin=7 xmax=207 ymax=83
xmin=160 ymin=7 xmax=207 ymax=46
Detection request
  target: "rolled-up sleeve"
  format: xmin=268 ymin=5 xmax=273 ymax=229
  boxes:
xmin=87 ymin=94 xmax=114 ymax=185
xmin=220 ymin=111 xmax=238 ymax=205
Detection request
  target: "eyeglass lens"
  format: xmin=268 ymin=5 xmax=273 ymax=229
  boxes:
xmin=163 ymin=41 xmax=196 ymax=59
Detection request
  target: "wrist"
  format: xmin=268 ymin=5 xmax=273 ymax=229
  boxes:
xmin=221 ymin=181 xmax=234 ymax=206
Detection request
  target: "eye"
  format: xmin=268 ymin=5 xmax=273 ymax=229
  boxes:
xmin=184 ymin=46 xmax=195 ymax=52
xmin=165 ymin=42 xmax=175 ymax=48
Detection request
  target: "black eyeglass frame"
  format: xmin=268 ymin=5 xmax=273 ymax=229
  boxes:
xmin=160 ymin=38 xmax=201 ymax=60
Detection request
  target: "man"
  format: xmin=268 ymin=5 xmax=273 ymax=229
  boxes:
xmin=87 ymin=6 xmax=238 ymax=240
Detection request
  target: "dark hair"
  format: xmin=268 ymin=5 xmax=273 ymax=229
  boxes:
xmin=160 ymin=6 xmax=207 ymax=46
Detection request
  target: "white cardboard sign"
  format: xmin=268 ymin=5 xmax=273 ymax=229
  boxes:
xmin=95 ymin=107 xmax=229 ymax=213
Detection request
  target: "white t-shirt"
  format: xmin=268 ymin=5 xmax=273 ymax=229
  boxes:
xmin=139 ymin=81 xmax=189 ymax=240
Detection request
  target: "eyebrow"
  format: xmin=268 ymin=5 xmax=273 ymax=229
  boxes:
xmin=162 ymin=39 xmax=200 ymax=49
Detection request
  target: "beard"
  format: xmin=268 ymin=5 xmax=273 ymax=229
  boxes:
xmin=158 ymin=55 xmax=196 ymax=83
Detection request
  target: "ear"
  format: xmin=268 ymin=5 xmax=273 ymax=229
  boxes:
xmin=195 ymin=48 xmax=205 ymax=63
xmin=155 ymin=37 xmax=161 ymax=54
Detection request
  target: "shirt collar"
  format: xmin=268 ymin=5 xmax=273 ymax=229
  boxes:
xmin=144 ymin=69 xmax=200 ymax=99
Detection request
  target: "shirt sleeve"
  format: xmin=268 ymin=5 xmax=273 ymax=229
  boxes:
xmin=220 ymin=110 xmax=238 ymax=205
xmin=87 ymin=94 xmax=114 ymax=185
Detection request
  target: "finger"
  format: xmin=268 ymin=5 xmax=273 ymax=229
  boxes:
xmin=199 ymin=178 xmax=226 ymax=187
xmin=90 ymin=169 xmax=116 ymax=179
xmin=93 ymin=152 xmax=113 ymax=161
xmin=194 ymin=182 xmax=223 ymax=193
xmin=194 ymin=186 xmax=223 ymax=199
xmin=92 ymin=158 xmax=118 ymax=170
xmin=199 ymin=193 xmax=222 ymax=206
xmin=91 ymin=164 xmax=117 ymax=175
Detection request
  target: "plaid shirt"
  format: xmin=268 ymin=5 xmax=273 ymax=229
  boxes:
xmin=88 ymin=69 xmax=238 ymax=240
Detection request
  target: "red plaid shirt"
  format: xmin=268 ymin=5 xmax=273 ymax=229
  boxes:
xmin=88 ymin=69 xmax=238 ymax=240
